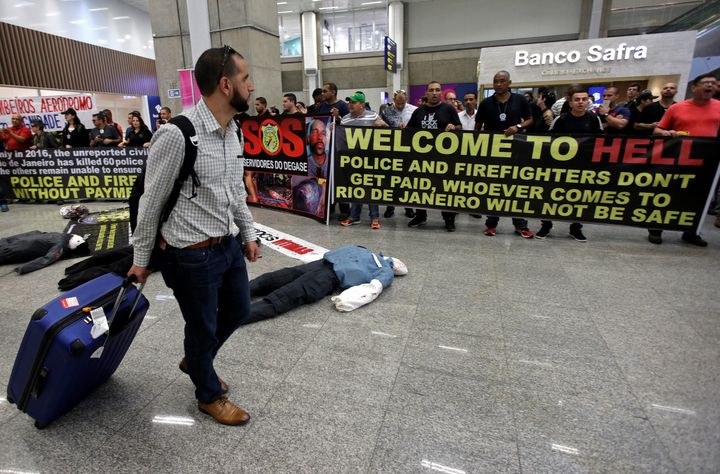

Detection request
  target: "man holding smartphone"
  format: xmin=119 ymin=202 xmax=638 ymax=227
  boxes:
xmin=596 ymin=87 xmax=630 ymax=134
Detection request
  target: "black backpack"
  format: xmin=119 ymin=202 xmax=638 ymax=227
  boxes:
xmin=128 ymin=116 xmax=200 ymax=265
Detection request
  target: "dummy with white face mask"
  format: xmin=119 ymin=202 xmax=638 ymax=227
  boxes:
xmin=245 ymin=246 xmax=408 ymax=324
xmin=0 ymin=231 xmax=89 ymax=274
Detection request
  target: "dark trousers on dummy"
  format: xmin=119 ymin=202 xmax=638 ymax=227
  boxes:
xmin=248 ymin=259 xmax=340 ymax=324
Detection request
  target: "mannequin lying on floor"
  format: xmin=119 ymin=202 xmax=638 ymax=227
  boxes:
xmin=244 ymin=246 xmax=408 ymax=325
xmin=0 ymin=231 xmax=89 ymax=275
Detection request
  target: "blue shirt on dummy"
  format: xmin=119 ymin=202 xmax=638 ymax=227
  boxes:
xmin=323 ymin=246 xmax=394 ymax=289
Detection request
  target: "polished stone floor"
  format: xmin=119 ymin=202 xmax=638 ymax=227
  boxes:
xmin=0 ymin=202 xmax=718 ymax=473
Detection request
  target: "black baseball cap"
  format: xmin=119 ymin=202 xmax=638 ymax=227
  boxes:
xmin=638 ymin=90 xmax=658 ymax=101
xmin=61 ymin=108 xmax=77 ymax=116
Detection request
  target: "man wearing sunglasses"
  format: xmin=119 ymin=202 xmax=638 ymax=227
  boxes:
xmin=129 ymin=46 xmax=260 ymax=426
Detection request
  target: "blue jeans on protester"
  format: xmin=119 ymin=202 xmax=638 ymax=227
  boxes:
xmin=349 ymin=203 xmax=379 ymax=220
xmin=159 ymin=237 xmax=250 ymax=404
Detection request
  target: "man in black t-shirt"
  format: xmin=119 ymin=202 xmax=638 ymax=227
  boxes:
xmin=536 ymin=86 xmax=602 ymax=242
xmin=406 ymin=80 xmax=461 ymax=231
xmin=634 ymin=82 xmax=678 ymax=243
xmin=634 ymin=82 xmax=677 ymax=136
xmin=475 ymin=70 xmax=535 ymax=238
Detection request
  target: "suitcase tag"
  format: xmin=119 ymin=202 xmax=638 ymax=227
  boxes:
xmin=89 ymin=307 xmax=109 ymax=339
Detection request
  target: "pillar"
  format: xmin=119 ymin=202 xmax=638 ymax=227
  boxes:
xmin=148 ymin=0 xmax=282 ymax=112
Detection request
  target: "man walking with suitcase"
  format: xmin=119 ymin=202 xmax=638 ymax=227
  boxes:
xmin=128 ymin=46 xmax=260 ymax=426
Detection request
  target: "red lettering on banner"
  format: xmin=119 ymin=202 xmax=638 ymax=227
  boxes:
xmin=274 ymin=239 xmax=314 ymax=255
xmin=623 ymin=138 xmax=650 ymax=164
xmin=38 ymin=96 xmax=93 ymax=113
xmin=242 ymin=120 xmax=261 ymax=154
xmin=677 ymin=140 xmax=704 ymax=166
xmin=241 ymin=117 xmax=305 ymax=158
xmin=0 ymin=98 xmax=35 ymax=115
xmin=591 ymin=137 xmax=622 ymax=163
xmin=650 ymin=140 xmax=675 ymax=165
xmin=281 ymin=118 xmax=305 ymax=158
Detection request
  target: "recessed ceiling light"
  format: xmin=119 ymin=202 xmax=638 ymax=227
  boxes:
xmin=278 ymin=10 xmax=293 ymax=14
xmin=69 ymin=19 xmax=85 ymax=24
xmin=318 ymin=6 xmax=338 ymax=10
xmin=361 ymin=1 xmax=382 ymax=4
xmin=15 ymin=2 xmax=35 ymax=7
xmin=89 ymin=7 xmax=108 ymax=11
xmin=276 ymin=1 xmax=287 ymax=4
xmin=112 ymin=16 xmax=130 ymax=20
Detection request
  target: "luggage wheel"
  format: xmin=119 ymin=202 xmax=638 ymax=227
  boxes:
xmin=34 ymin=420 xmax=48 ymax=430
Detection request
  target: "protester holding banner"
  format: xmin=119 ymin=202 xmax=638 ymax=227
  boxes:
xmin=380 ymin=90 xmax=418 ymax=219
xmin=89 ymin=113 xmax=122 ymax=147
xmin=102 ymin=109 xmax=123 ymax=137
xmin=0 ymin=114 xmax=31 ymax=213
xmin=280 ymin=93 xmax=301 ymax=116
xmin=475 ymin=70 xmax=535 ymax=238
xmin=536 ymin=85 xmax=603 ymax=242
xmin=60 ymin=108 xmax=89 ymax=148
xmin=306 ymin=88 xmax=324 ymax=115
xmin=339 ymin=91 xmax=388 ymax=230
xmin=119 ymin=113 xmax=153 ymax=148
xmin=407 ymin=81 xmax=462 ymax=231
xmin=635 ymin=82 xmax=677 ymax=135
xmin=650 ymin=73 xmax=720 ymax=246
xmin=318 ymin=82 xmax=350 ymax=119
xmin=596 ymin=87 xmax=630 ymax=134
xmin=29 ymin=120 xmax=59 ymax=149
xmin=0 ymin=114 xmax=32 ymax=152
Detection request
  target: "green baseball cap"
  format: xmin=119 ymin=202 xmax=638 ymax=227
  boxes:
xmin=345 ymin=91 xmax=366 ymax=103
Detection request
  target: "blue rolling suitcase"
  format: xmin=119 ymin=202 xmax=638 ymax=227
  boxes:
xmin=7 ymin=273 xmax=149 ymax=428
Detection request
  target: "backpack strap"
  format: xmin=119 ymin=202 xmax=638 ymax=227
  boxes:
xmin=158 ymin=115 xmax=200 ymax=224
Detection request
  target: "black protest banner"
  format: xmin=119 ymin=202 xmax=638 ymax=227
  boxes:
xmin=241 ymin=114 xmax=309 ymax=174
xmin=333 ymin=126 xmax=720 ymax=231
xmin=0 ymin=147 xmax=146 ymax=201
xmin=240 ymin=114 xmax=332 ymax=223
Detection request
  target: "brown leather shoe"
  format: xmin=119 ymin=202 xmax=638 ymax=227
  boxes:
xmin=198 ymin=397 xmax=250 ymax=426
xmin=178 ymin=358 xmax=229 ymax=394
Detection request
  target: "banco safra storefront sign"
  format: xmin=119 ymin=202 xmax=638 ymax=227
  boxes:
xmin=479 ymin=31 xmax=696 ymax=86
xmin=515 ymin=42 xmax=647 ymax=66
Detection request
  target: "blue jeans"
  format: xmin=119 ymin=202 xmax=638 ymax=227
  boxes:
xmin=350 ymin=203 xmax=379 ymax=220
xmin=159 ymin=237 xmax=250 ymax=403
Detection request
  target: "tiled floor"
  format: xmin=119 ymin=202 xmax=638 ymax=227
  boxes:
xmin=1 ymin=202 xmax=718 ymax=473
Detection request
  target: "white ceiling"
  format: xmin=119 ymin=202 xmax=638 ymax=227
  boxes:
xmin=0 ymin=0 xmax=154 ymax=58
xmin=275 ymin=0 xmax=433 ymax=15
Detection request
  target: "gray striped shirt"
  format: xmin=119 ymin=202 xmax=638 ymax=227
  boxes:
xmin=133 ymin=98 xmax=255 ymax=267
xmin=340 ymin=109 xmax=381 ymax=126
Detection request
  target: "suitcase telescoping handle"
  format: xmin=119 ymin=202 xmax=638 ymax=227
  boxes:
xmin=107 ymin=275 xmax=146 ymax=334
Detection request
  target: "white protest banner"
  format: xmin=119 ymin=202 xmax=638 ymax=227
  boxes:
xmin=0 ymin=94 xmax=96 ymax=132
xmin=253 ymin=223 xmax=328 ymax=263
